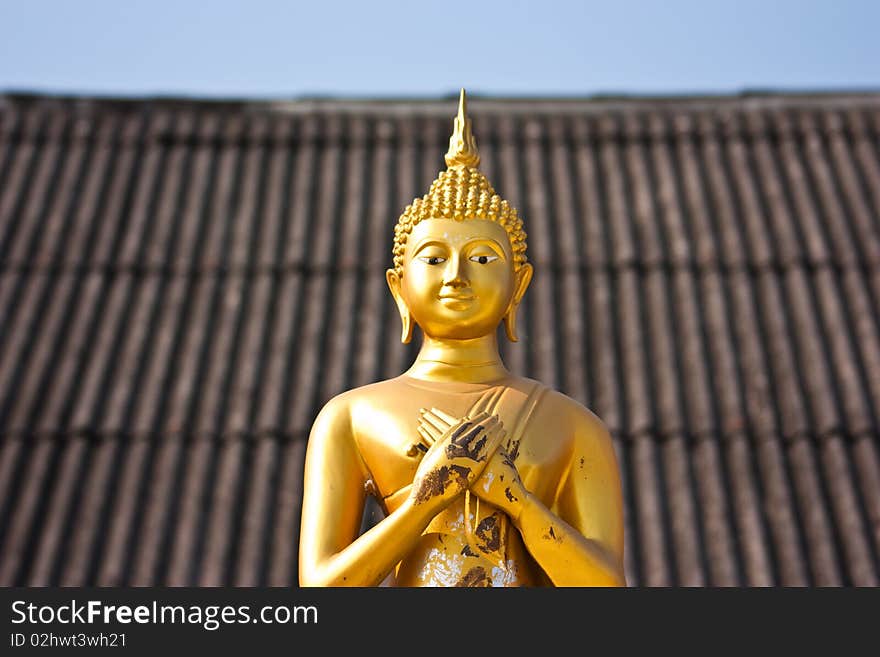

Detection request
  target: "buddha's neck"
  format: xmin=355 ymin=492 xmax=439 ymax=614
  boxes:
xmin=406 ymin=333 xmax=510 ymax=384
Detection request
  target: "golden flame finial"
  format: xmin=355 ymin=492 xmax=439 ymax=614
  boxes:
xmin=444 ymin=88 xmax=480 ymax=169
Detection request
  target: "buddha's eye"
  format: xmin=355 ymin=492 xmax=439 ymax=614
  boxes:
xmin=419 ymin=256 xmax=446 ymax=265
xmin=469 ymin=254 xmax=498 ymax=265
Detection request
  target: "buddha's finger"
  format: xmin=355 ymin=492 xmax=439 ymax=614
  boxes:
xmin=422 ymin=410 xmax=454 ymax=436
xmin=444 ymin=414 xmax=501 ymax=461
xmin=420 ymin=411 xmax=449 ymax=435
xmin=472 ymin=410 xmax=498 ymax=426
xmin=476 ymin=413 xmax=500 ymax=432
xmin=466 ymin=426 xmax=505 ymax=465
xmin=444 ymin=410 xmax=492 ymax=439
xmin=419 ymin=421 xmax=447 ymax=444
xmin=456 ymin=414 xmax=498 ymax=443
xmin=408 ymin=433 xmax=430 ymax=456
xmin=483 ymin=422 xmax=505 ymax=442
xmin=465 ymin=409 xmax=492 ymax=424
xmin=482 ymin=424 xmax=507 ymax=456
xmin=417 ymin=421 xmax=441 ymax=444
xmin=420 ymin=407 xmax=451 ymax=427
xmin=429 ymin=407 xmax=457 ymax=427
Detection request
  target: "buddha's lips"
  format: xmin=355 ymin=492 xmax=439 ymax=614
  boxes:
xmin=438 ymin=294 xmax=475 ymax=301
xmin=439 ymin=296 xmax=475 ymax=310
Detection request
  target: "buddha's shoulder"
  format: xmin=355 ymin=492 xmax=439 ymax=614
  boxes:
xmin=314 ymin=377 xmax=408 ymax=413
xmin=524 ymin=381 xmax=613 ymax=442
xmin=308 ymin=380 xmax=405 ymax=441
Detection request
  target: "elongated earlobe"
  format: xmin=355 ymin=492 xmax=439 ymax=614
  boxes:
xmin=504 ymin=263 xmax=533 ymax=342
xmin=504 ymin=307 xmax=519 ymax=342
xmin=386 ymin=268 xmax=414 ymax=344
xmin=399 ymin=307 xmax=414 ymax=344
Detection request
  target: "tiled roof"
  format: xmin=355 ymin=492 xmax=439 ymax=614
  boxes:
xmin=0 ymin=92 xmax=878 ymax=586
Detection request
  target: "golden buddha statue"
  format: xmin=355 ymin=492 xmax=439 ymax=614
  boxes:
xmin=299 ymin=90 xmax=625 ymax=587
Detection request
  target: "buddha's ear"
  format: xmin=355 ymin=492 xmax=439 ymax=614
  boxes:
xmin=504 ymin=263 xmax=533 ymax=342
xmin=386 ymin=269 xmax=414 ymax=344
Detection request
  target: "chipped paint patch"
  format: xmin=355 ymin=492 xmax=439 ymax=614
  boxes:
xmin=418 ymin=548 xmax=465 ymax=587
xmin=456 ymin=565 xmax=491 ymax=587
xmin=475 ymin=514 xmax=501 ymax=552
xmin=413 ymin=464 xmax=470 ymax=503
xmin=491 ymin=561 xmax=520 ymax=587
xmin=542 ymin=525 xmax=563 ymax=543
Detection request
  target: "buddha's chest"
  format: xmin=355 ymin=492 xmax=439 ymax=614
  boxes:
xmin=350 ymin=385 xmax=569 ymax=506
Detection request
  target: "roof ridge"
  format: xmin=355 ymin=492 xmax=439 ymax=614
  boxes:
xmin=2 ymin=89 xmax=880 ymax=116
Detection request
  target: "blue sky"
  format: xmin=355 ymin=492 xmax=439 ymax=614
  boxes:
xmin=1 ymin=0 xmax=877 ymax=98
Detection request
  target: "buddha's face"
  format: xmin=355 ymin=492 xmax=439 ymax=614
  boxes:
xmin=389 ymin=218 xmax=530 ymax=340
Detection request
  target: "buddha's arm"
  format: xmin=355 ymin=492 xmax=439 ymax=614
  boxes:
xmin=300 ymin=400 xmax=505 ymax=586
xmin=511 ymin=416 xmax=625 ymax=586
xmin=299 ymin=398 xmax=442 ymax=587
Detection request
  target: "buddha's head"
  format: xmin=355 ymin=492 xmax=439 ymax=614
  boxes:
xmin=386 ymin=90 xmax=533 ymax=344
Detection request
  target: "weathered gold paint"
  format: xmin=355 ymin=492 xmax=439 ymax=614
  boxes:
xmin=299 ymin=90 xmax=626 ymax=587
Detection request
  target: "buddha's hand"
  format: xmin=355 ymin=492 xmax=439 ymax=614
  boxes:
xmin=409 ymin=410 xmax=505 ymax=511
xmin=470 ymin=446 xmax=527 ymax=520
xmin=419 ymin=408 xmax=526 ymax=521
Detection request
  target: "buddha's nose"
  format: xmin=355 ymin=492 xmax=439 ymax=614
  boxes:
xmin=442 ymin=254 xmax=468 ymax=288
